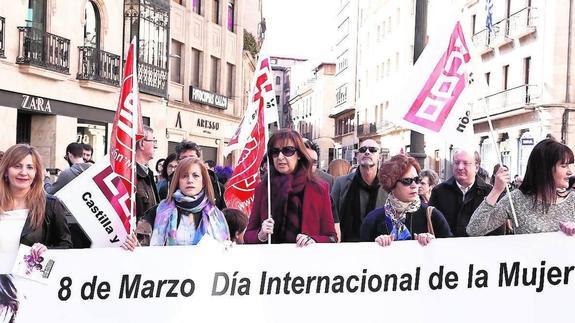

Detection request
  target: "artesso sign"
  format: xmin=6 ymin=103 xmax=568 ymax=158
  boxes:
xmin=189 ymin=86 xmax=228 ymax=109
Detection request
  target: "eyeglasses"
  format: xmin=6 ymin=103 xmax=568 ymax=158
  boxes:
xmin=270 ymin=146 xmax=297 ymax=158
xmin=143 ymin=139 xmax=157 ymax=145
xmin=358 ymin=146 xmax=379 ymax=154
xmin=397 ymin=176 xmax=422 ymax=186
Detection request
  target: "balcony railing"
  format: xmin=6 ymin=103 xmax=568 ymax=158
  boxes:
xmin=472 ymin=7 xmax=537 ymax=48
xmin=357 ymin=122 xmax=377 ymax=137
xmin=473 ymin=84 xmax=540 ymax=117
xmin=138 ymin=62 xmax=168 ymax=98
xmin=0 ymin=17 xmax=5 ymax=58
xmin=16 ymin=26 xmax=70 ymax=74
xmin=77 ymin=47 xmax=121 ymax=86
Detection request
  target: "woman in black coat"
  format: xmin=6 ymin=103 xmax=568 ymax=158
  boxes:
xmin=360 ymin=154 xmax=452 ymax=246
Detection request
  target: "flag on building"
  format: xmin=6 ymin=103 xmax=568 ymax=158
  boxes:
xmin=485 ymin=0 xmax=494 ymax=34
xmin=389 ymin=20 xmax=480 ymax=146
xmin=223 ymin=53 xmax=276 ymax=215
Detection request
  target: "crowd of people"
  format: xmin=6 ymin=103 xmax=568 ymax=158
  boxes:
xmin=1 ymin=127 xmax=575 ymax=258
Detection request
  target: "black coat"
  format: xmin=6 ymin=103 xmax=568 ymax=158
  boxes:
xmin=429 ymin=176 xmax=505 ymax=237
xmin=20 ymin=195 xmax=73 ymax=248
xmin=360 ymin=203 xmax=453 ymax=242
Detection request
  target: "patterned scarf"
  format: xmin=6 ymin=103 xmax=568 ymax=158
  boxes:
xmin=383 ymin=192 xmax=421 ymax=241
xmin=150 ymin=190 xmax=230 ymax=246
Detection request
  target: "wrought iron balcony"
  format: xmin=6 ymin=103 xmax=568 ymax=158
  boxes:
xmin=473 ymin=84 xmax=540 ymax=117
xmin=357 ymin=122 xmax=377 ymax=137
xmin=77 ymin=47 xmax=121 ymax=86
xmin=138 ymin=62 xmax=168 ymax=97
xmin=472 ymin=6 xmax=537 ymax=48
xmin=0 ymin=17 xmax=5 ymax=58
xmin=16 ymin=26 xmax=70 ymax=74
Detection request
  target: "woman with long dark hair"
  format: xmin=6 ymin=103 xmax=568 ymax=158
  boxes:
xmin=468 ymin=139 xmax=575 ymax=235
xmin=244 ymin=129 xmax=337 ymax=246
xmin=156 ymin=153 xmax=178 ymax=200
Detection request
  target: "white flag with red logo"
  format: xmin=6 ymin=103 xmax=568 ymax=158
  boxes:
xmin=223 ymin=54 xmax=275 ymax=215
xmin=389 ymin=21 xmax=481 ymax=144
xmin=109 ymin=37 xmax=143 ymax=232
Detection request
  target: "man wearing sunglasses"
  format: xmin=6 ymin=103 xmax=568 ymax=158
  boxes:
xmin=428 ymin=148 xmax=505 ymax=237
xmin=331 ymin=139 xmax=387 ymax=242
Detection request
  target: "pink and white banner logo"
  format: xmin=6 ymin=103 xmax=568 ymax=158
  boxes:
xmin=403 ymin=22 xmax=471 ymax=133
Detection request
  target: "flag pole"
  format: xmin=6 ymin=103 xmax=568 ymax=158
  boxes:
xmin=130 ymin=37 xmax=138 ymax=237
xmin=265 ymin=122 xmax=272 ymax=245
xmin=482 ymin=99 xmax=519 ymax=227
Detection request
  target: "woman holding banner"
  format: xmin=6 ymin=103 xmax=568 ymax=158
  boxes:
xmin=245 ymin=129 xmax=337 ymax=246
xmin=468 ymin=139 xmax=575 ymax=236
xmin=148 ymin=157 xmax=230 ymax=246
xmin=360 ymin=154 xmax=452 ymax=247
xmin=0 ymin=144 xmax=72 ymax=260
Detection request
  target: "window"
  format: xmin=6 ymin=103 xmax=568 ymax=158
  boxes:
xmin=485 ymin=72 xmax=490 ymax=86
xmin=336 ymin=85 xmax=348 ymax=106
xmin=192 ymin=0 xmax=202 ymax=14
xmin=211 ymin=55 xmax=220 ymax=93
xmin=84 ymin=1 xmax=100 ymax=48
xmin=170 ymin=40 xmax=182 ymax=83
xmin=227 ymin=0 xmax=235 ymax=32
xmin=276 ymin=95 xmax=281 ymax=108
xmin=275 ymin=76 xmax=280 ymax=85
xmin=471 ymin=14 xmax=476 ymax=35
xmin=191 ymin=47 xmax=202 ymax=87
xmin=212 ymin=0 xmax=220 ymax=24
xmin=524 ymin=56 xmax=531 ymax=85
xmin=227 ymin=62 xmax=235 ymax=97
xmin=26 ymin=0 xmax=46 ymax=31
xmin=503 ymin=65 xmax=509 ymax=90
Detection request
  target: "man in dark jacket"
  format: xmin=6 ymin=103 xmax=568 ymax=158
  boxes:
xmin=331 ymin=139 xmax=387 ymax=242
xmin=135 ymin=125 xmax=160 ymax=222
xmin=45 ymin=143 xmax=91 ymax=194
xmin=175 ymin=140 xmax=226 ymax=210
xmin=429 ymin=148 xmax=505 ymax=237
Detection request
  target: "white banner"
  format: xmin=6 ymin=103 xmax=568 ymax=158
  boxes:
xmin=56 ymin=157 xmax=130 ymax=247
xmin=4 ymin=233 xmax=575 ymax=323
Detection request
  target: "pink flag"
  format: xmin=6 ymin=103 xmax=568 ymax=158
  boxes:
xmin=109 ymin=37 xmax=143 ymax=232
xmin=224 ymin=56 xmax=274 ymax=215
xmin=390 ymin=21 xmax=479 ymax=145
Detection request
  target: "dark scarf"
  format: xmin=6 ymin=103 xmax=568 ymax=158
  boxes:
xmin=341 ymin=168 xmax=380 ymax=242
xmin=268 ymin=166 xmax=307 ymax=243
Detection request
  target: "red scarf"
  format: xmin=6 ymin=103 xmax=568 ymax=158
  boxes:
xmin=265 ymin=166 xmax=307 ymax=243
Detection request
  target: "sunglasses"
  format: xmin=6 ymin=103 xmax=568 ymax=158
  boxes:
xmin=358 ymin=146 xmax=379 ymax=153
xmin=397 ymin=176 xmax=422 ymax=186
xmin=270 ymin=146 xmax=297 ymax=158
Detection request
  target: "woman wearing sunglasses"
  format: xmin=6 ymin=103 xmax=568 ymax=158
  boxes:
xmin=360 ymin=154 xmax=452 ymax=247
xmin=245 ymin=129 xmax=337 ymax=246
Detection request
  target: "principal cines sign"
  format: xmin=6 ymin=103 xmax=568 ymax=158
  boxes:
xmin=189 ymin=86 xmax=228 ymax=109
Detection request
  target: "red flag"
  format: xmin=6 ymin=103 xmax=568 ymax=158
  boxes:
xmin=109 ymin=37 xmax=143 ymax=232
xmin=224 ymin=56 xmax=274 ymax=215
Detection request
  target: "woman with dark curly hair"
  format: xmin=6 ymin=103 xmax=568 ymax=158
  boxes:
xmin=360 ymin=154 xmax=452 ymax=247
xmin=0 ymin=275 xmax=18 ymax=323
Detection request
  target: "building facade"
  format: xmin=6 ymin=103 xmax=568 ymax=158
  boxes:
xmin=167 ymin=0 xmax=261 ymax=166
xmin=467 ymin=0 xmax=575 ymax=178
xmin=331 ymin=0 xmax=360 ymax=163
xmin=0 ymin=0 xmax=169 ymax=172
xmin=270 ymin=55 xmax=306 ymax=129
xmin=289 ymin=62 xmax=336 ymax=170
